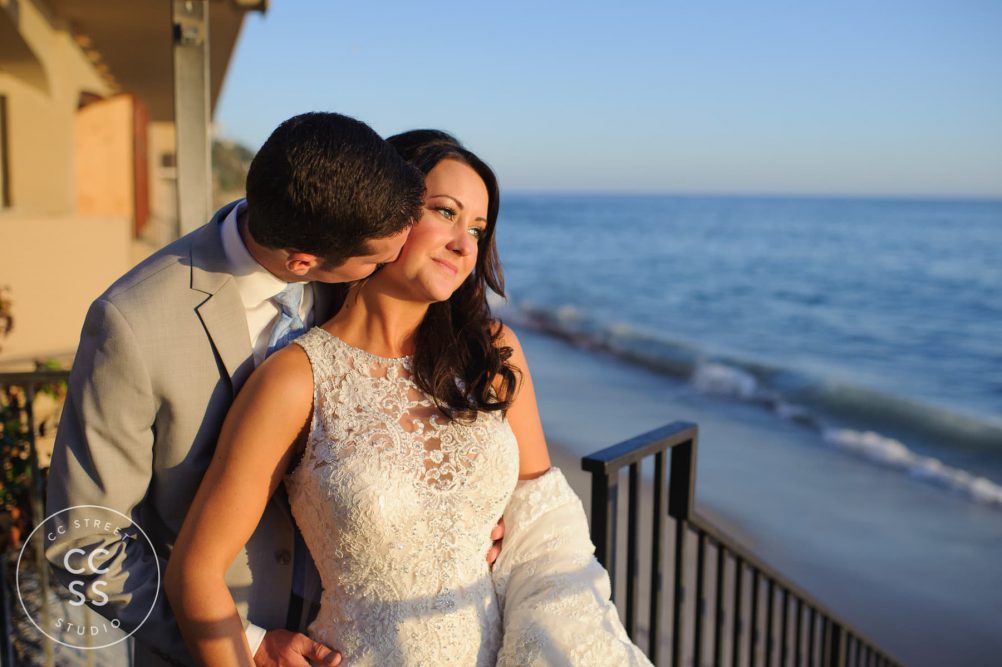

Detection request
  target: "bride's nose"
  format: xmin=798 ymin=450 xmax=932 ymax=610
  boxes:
xmin=447 ymin=228 xmax=477 ymax=257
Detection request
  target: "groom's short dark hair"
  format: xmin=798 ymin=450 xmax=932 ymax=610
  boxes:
xmin=245 ymin=112 xmax=424 ymax=266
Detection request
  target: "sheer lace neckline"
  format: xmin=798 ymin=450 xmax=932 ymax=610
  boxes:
xmin=313 ymin=326 xmax=412 ymax=363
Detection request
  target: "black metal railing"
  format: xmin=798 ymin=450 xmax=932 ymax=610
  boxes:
xmin=583 ymin=421 xmax=903 ymax=667
xmin=1 ymin=369 xmax=70 ymax=667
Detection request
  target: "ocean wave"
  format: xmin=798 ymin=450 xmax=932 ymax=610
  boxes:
xmin=500 ymin=300 xmax=1002 ymax=510
xmin=823 ymin=428 xmax=1002 ymax=507
xmin=691 ymin=362 xmax=758 ymax=399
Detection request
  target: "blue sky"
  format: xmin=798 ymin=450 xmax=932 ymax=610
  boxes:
xmin=215 ymin=1 xmax=1002 ymax=197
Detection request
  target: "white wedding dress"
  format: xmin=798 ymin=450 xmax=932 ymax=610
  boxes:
xmin=286 ymin=328 xmax=520 ymax=665
xmin=286 ymin=327 xmax=652 ymax=666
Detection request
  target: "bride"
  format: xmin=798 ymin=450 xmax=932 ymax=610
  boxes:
xmin=166 ymin=131 xmax=649 ymax=666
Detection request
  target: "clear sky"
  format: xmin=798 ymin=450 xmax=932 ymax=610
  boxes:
xmin=215 ymin=1 xmax=1002 ymax=197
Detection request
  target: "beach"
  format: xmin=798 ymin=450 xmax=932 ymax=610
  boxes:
xmin=519 ymin=325 xmax=1002 ymax=667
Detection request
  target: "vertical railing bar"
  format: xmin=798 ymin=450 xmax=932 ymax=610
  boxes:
xmin=732 ymin=556 xmax=744 ymax=667
xmin=713 ymin=542 xmax=725 ymax=667
xmin=821 ymin=618 xmax=830 ymax=667
xmin=830 ymin=623 xmax=844 ymax=667
xmin=780 ymin=588 xmax=789 ymax=667
xmin=626 ymin=462 xmax=641 ymax=638
xmin=808 ymin=607 xmax=817 ymax=667
xmin=649 ymin=451 xmax=666 ymax=664
xmin=671 ymin=519 xmax=687 ymax=667
xmin=765 ymin=578 xmax=775 ymax=667
xmin=693 ymin=531 xmax=706 ymax=667
xmin=795 ymin=598 xmax=804 ymax=667
xmin=748 ymin=570 xmax=759 ymax=667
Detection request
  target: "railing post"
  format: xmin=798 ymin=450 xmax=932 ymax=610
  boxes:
xmin=668 ymin=433 xmax=696 ymax=667
xmin=668 ymin=434 xmax=697 ymax=522
xmin=590 ymin=469 xmax=617 ymax=593
xmin=580 ymin=421 xmax=901 ymax=667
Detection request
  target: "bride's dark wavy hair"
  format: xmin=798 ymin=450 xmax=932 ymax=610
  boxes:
xmin=382 ymin=129 xmax=518 ymax=421
xmin=325 ymin=131 xmax=516 ymax=420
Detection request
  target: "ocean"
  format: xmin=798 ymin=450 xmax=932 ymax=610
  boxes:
xmin=493 ymin=193 xmax=1002 ymax=509
xmin=489 ymin=193 xmax=1002 ymax=665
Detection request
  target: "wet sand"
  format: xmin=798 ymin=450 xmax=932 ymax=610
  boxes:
xmin=521 ymin=326 xmax=1002 ymax=667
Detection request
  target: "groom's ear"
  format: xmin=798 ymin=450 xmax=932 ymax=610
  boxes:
xmin=284 ymin=250 xmax=322 ymax=277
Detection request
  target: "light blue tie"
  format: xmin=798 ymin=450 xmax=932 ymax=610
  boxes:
xmin=266 ymin=283 xmax=306 ymax=358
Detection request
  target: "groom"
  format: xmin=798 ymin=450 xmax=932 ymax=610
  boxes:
xmin=46 ymin=112 xmax=499 ymax=666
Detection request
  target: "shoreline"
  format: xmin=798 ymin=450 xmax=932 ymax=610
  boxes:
xmin=520 ymin=325 xmax=1002 ymax=667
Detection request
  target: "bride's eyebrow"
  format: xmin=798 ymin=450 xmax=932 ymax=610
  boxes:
xmin=428 ymin=194 xmax=464 ymax=209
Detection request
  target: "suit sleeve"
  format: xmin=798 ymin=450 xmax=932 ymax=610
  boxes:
xmin=45 ymin=297 xmax=194 ymax=665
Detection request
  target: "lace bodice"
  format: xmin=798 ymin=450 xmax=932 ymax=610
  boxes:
xmin=286 ymin=327 xmax=520 ymax=666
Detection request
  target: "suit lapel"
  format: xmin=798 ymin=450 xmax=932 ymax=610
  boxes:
xmin=189 ymin=202 xmax=255 ymax=394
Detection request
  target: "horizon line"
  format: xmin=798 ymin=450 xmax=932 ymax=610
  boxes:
xmin=501 ymin=189 xmax=1002 ymax=203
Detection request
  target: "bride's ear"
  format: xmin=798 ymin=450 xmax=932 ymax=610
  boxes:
xmin=284 ymin=250 xmax=322 ymax=277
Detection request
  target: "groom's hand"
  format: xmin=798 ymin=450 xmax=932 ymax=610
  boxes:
xmin=254 ymin=629 xmax=341 ymax=666
xmin=487 ymin=516 xmax=505 ymax=567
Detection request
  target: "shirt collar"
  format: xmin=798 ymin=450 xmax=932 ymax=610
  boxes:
xmin=219 ymin=199 xmax=290 ymax=308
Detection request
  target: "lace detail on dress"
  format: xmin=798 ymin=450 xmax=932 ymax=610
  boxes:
xmin=286 ymin=327 xmax=520 ymax=666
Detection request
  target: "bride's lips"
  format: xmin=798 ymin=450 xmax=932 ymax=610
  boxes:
xmin=433 ymin=258 xmax=458 ymax=275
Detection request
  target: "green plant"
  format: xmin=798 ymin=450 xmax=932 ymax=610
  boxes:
xmin=1 ymin=384 xmax=32 ymax=551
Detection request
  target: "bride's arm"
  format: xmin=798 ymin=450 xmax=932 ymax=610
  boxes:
xmin=498 ymin=325 xmax=552 ymax=480
xmin=492 ymin=326 xmax=654 ymax=666
xmin=164 ymin=345 xmax=313 ymax=667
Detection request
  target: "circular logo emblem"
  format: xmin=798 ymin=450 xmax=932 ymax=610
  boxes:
xmin=16 ymin=505 xmax=159 ymax=650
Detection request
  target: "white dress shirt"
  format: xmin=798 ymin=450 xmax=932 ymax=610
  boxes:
xmin=218 ymin=199 xmax=315 ymax=654
xmin=220 ymin=200 xmax=315 ymax=367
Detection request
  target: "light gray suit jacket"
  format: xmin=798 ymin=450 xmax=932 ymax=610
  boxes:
xmin=46 ymin=201 xmax=332 ymax=665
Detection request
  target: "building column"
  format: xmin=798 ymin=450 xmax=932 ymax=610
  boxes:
xmin=172 ymin=0 xmax=212 ymax=236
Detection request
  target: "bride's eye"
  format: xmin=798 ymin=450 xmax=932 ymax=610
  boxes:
xmin=468 ymin=227 xmax=486 ymax=240
xmin=436 ymin=206 xmax=457 ymax=220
